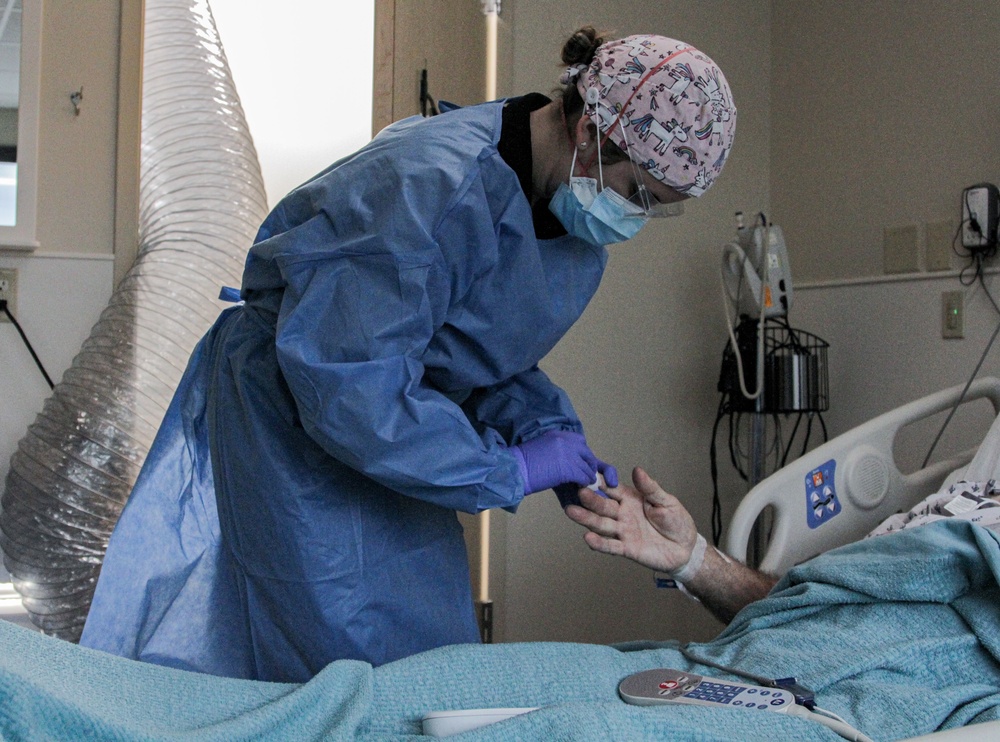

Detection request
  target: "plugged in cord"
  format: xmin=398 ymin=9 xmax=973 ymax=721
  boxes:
xmin=921 ymin=273 xmax=1000 ymax=468
xmin=678 ymin=646 xmax=873 ymax=742
xmin=957 ymin=189 xmax=998 ymax=286
xmin=787 ymin=704 xmax=875 ymax=742
xmin=0 ymin=299 xmax=54 ymax=389
xmin=962 ymin=187 xmax=997 ymax=259
xmin=920 ymin=220 xmax=1000 ymax=467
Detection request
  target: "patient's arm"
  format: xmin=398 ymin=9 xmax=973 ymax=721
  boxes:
xmin=564 ymin=467 xmax=778 ymax=624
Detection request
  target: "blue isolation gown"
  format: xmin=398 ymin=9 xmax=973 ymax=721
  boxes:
xmin=80 ymin=100 xmax=608 ymax=682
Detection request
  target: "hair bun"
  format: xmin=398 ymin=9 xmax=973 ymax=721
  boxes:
xmin=561 ymin=26 xmax=603 ymax=66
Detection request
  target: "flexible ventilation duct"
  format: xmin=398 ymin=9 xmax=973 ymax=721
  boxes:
xmin=0 ymin=0 xmax=267 ymax=640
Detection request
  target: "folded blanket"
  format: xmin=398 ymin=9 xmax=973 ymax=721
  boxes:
xmin=1 ymin=519 xmax=998 ymax=741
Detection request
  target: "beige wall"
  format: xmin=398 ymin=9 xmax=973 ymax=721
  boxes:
xmin=36 ymin=1 xmax=126 ymax=258
xmin=374 ymin=0 xmax=514 ymax=132
xmin=771 ymin=1 xmax=1000 ymax=282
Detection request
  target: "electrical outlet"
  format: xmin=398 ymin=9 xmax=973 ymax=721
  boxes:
xmin=0 ymin=267 xmax=17 ymax=322
xmin=942 ymin=290 xmax=964 ymax=339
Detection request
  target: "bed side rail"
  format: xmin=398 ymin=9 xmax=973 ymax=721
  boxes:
xmin=724 ymin=376 xmax=1000 ymax=575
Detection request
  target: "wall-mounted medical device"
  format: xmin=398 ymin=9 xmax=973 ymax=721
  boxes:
xmin=961 ymin=183 xmax=999 ymax=253
xmin=721 ymin=214 xmax=793 ymax=319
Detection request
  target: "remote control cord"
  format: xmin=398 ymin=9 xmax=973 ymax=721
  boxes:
xmin=788 ymin=704 xmax=874 ymax=742
xmin=677 ymin=645 xmax=816 ymax=708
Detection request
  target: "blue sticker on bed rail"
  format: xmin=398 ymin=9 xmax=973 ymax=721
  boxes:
xmin=805 ymin=460 xmax=840 ymax=528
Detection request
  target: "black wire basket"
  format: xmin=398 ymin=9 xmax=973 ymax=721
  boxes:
xmin=720 ymin=320 xmax=830 ymax=414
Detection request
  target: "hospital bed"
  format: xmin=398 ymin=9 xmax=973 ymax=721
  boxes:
xmin=724 ymin=375 xmax=1000 ymax=741
xmin=2 ymin=381 xmax=1000 ymax=740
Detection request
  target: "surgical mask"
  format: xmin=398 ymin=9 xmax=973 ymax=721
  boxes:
xmin=548 ymin=149 xmax=649 ymax=246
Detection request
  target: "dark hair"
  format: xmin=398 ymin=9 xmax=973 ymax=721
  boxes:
xmin=561 ymin=26 xmax=604 ymax=67
xmin=559 ymin=26 xmax=602 ymax=121
xmin=559 ymin=27 xmax=629 ymax=165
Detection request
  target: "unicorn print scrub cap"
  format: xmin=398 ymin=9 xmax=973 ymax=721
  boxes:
xmin=564 ymin=34 xmax=737 ymax=197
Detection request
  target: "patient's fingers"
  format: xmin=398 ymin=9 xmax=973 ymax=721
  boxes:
xmin=564 ymin=504 xmax=619 ymax=539
xmin=578 ymin=487 xmax=619 ymax=515
xmin=582 ymin=530 xmax=624 ymax=557
xmin=633 ymin=466 xmax=673 ymax=507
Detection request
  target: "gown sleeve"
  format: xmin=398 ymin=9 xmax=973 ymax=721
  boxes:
xmin=459 ymin=365 xmax=584 ymax=446
xmin=268 ymin=213 xmax=526 ymax=516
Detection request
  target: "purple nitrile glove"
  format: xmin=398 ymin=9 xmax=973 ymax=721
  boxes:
xmin=554 ymin=460 xmax=619 ymax=508
xmin=598 ymin=461 xmax=619 ymax=488
xmin=511 ymin=430 xmax=600 ymax=496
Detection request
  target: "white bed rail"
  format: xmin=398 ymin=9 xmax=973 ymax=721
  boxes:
xmin=725 ymin=376 xmax=1000 ymax=575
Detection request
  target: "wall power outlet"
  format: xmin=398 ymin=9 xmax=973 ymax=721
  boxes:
xmin=0 ymin=267 xmax=17 ymax=322
xmin=942 ymin=290 xmax=964 ymax=339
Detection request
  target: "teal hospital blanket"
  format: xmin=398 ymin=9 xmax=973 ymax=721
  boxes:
xmin=1 ymin=519 xmax=999 ymax=741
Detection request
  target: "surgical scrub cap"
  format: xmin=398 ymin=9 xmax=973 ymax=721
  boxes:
xmin=566 ymin=34 xmax=737 ymax=197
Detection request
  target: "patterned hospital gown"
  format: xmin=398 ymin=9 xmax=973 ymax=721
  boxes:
xmin=866 ymin=480 xmax=1000 ymax=538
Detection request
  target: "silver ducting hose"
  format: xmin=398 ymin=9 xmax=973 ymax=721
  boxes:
xmin=0 ymin=0 xmax=267 ymax=640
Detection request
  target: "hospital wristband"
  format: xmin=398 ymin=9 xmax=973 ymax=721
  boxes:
xmin=671 ymin=533 xmax=707 ymax=584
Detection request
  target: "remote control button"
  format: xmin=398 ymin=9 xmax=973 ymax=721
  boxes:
xmin=747 ymin=689 xmax=757 ymax=694
xmin=760 ymin=690 xmax=770 ymax=696
xmin=659 ymin=681 xmax=678 ymax=690
xmin=745 ymin=703 xmax=756 ymax=708
xmin=770 ymin=698 xmax=785 ymax=706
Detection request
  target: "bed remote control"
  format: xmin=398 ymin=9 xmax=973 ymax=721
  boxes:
xmin=619 ymin=669 xmax=795 ymax=712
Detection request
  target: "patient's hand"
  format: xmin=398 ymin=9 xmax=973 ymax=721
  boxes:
xmin=565 ymin=466 xmax=779 ymax=624
xmin=564 ymin=466 xmax=698 ymax=574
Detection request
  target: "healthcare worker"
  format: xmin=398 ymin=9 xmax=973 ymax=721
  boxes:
xmin=80 ymin=27 xmax=736 ymax=682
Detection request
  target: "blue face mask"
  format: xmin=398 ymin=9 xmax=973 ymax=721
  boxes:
xmin=549 ymin=177 xmax=649 ymax=246
xmin=547 ymin=143 xmax=650 ymax=247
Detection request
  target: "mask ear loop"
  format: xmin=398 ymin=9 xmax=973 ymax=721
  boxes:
xmin=615 ymin=114 xmax=653 ymax=213
xmin=580 ymin=87 xmax=606 ymax=191
xmin=595 ymin=134 xmax=605 ymax=192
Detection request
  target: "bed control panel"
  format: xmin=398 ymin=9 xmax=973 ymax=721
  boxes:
xmin=805 ymin=459 xmax=841 ymax=529
xmin=619 ymin=669 xmax=795 ymax=712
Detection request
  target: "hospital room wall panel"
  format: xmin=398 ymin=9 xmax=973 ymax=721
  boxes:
xmin=770 ymin=0 xmax=1000 ymax=283
xmin=387 ymin=0 xmax=488 ymax=121
xmin=496 ymin=0 xmax=770 ymax=646
xmin=794 ymin=277 xmax=1000 ymax=474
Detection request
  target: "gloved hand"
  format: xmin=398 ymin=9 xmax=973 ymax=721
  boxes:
xmin=554 ymin=455 xmax=619 ymax=507
xmin=511 ymin=430 xmax=618 ymax=496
